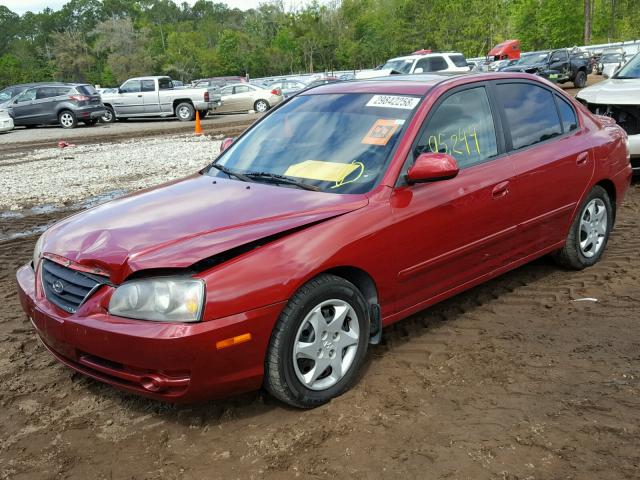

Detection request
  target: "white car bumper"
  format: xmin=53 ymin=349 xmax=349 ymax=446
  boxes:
xmin=628 ymin=134 xmax=640 ymax=172
xmin=0 ymin=116 xmax=14 ymax=132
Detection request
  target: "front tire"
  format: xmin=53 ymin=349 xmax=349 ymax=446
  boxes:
xmin=101 ymin=106 xmax=116 ymax=123
xmin=552 ymin=185 xmax=612 ymax=270
xmin=264 ymin=274 xmax=370 ymax=408
xmin=175 ymin=102 xmax=195 ymax=121
xmin=58 ymin=110 xmax=77 ymax=129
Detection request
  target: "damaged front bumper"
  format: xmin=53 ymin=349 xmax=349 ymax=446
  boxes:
xmin=583 ymin=102 xmax=640 ymax=171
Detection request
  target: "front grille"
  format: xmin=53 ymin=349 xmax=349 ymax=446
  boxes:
xmin=41 ymin=259 xmax=106 ymax=313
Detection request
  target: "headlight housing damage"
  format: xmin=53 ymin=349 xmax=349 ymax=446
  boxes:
xmin=109 ymin=278 xmax=205 ymax=323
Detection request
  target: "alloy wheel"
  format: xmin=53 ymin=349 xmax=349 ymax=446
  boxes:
xmin=60 ymin=112 xmax=74 ymax=128
xmin=292 ymin=299 xmax=360 ymax=391
xmin=255 ymin=100 xmax=268 ymax=112
xmin=579 ymin=198 xmax=608 ymax=258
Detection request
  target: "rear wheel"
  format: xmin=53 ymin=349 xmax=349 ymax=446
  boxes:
xmin=254 ymin=99 xmax=269 ymax=113
xmin=552 ymin=185 xmax=612 ymax=270
xmin=574 ymin=70 xmax=587 ymax=88
xmin=264 ymin=274 xmax=370 ymax=408
xmin=100 ymin=106 xmax=116 ymax=123
xmin=58 ymin=110 xmax=77 ymax=129
xmin=175 ymin=102 xmax=195 ymax=121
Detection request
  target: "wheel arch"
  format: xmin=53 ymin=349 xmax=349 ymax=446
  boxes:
xmin=595 ymin=178 xmax=617 ymax=221
xmin=321 ymin=266 xmax=379 ymax=306
xmin=172 ymin=98 xmax=194 ymax=109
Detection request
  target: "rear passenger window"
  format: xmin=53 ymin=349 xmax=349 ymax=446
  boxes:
xmin=555 ymin=95 xmax=578 ymax=133
xmin=415 ymin=87 xmax=498 ymax=168
xmin=496 ymin=83 xmax=562 ymax=150
xmin=141 ymin=80 xmax=155 ymax=92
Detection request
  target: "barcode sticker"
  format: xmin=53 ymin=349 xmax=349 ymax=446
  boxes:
xmin=366 ymin=95 xmax=420 ymax=110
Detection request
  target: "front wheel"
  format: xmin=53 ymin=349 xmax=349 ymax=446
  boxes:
xmin=552 ymin=185 xmax=612 ymax=270
xmin=58 ymin=110 xmax=77 ymax=129
xmin=254 ymin=99 xmax=269 ymax=113
xmin=175 ymin=102 xmax=195 ymax=121
xmin=574 ymin=70 xmax=587 ymax=88
xmin=100 ymin=106 xmax=116 ymax=123
xmin=264 ymin=274 xmax=370 ymax=408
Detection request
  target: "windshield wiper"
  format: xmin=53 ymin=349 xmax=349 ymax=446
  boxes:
xmin=211 ymin=163 xmax=251 ymax=182
xmin=244 ymin=172 xmax=320 ymax=191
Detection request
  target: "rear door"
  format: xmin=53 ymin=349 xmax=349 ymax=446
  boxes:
xmin=391 ymin=84 xmax=519 ymax=313
xmin=493 ymin=81 xmax=593 ymax=255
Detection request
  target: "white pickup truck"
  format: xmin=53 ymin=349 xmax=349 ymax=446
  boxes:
xmin=100 ymin=76 xmax=222 ymax=123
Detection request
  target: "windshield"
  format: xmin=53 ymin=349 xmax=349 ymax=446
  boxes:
xmin=0 ymin=86 xmax=22 ymax=102
xmin=517 ymin=53 xmax=549 ymax=65
xmin=614 ymin=54 xmax=640 ymax=79
xmin=602 ymin=53 xmax=622 ymax=63
xmin=208 ymin=93 xmax=420 ymax=194
xmin=381 ymin=59 xmax=413 ymax=73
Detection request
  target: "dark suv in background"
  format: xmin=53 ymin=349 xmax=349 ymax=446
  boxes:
xmin=7 ymin=83 xmax=106 ymax=129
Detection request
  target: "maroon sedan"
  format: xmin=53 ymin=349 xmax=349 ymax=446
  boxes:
xmin=17 ymin=73 xmax=631 ymax=408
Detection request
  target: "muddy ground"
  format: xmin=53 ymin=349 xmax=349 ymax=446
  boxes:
xmin=1 ymin=180 xmax=639 ymax=479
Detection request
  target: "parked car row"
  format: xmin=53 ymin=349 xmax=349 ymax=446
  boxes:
xmin=0 ymin=75 xmax=293 ymax=131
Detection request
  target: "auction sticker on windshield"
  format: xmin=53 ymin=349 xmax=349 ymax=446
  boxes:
xmin=362 ymin=119 xmax=402 ymax=146
xmin=366 ymin=95 xmax=420 ymax=110
xmin=285 ymin=160 xmax=361 ymax=182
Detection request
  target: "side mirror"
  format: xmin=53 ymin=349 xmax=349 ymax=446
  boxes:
xmin=406 ymin=153 xmax=459 ymax=184
xmin=117 ymin=88 xmax=123 ymax=94
xmin=414 ymin=67 xmax=424 ymax=74
xmin=220 ymin=137 xmax=235 ymax=152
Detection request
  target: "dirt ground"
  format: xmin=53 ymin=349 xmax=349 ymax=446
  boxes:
xmin=0 ymin=186 xmax=638 ymax=479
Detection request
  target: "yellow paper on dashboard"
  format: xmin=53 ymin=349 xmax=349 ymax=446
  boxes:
xmin=285 ymin=160 xmax=360 ymax=182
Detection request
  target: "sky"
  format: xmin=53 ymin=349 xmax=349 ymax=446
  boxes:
xmin=0 ymin=0 xmax=281 ymax=15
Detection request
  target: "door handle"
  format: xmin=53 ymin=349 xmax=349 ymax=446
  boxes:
xmin=137 ymin=94 xmax=143 ymax=97
xmin=492 ymin=181 xmax=510 ymax=199
xmin=576 ymin=151 xmax=589 ymax=166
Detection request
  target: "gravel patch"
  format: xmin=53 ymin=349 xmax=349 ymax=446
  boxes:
xmin=1 ymin=135 xmax=221 ymax=211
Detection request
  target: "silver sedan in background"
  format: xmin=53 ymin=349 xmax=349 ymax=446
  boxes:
xmin=216 ymin=83 xmax=284 ymax=113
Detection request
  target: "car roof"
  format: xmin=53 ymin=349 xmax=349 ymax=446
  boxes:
xmin=300 ymin=72 xmax=552 ymax=97
xmin=388 ymin=52 xmax=464 ymax=62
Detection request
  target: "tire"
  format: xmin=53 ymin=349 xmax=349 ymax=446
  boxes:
xmin=198 ymin=110 xmax=208 ymax=119
xmin=552 ymin=185 xmax=612 ymax=270
xmin=175 ymin=102 xmax=195 ymax=121
xmin=574 ymin=70 xmax=587 ymax=88
xmin=264 ymin=274 xmax=370 ymax=408
xmin=254 ymin=99 xmax=270 ymax=113
xmin=101 ymin=106 xmax=116 ymax=123
xmin=58 ymin=110 xmax=77 ymax=129
xmin=84 ymin=119 xmax=98 ymax=127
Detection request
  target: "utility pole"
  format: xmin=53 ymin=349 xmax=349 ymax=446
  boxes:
xmin=584 ymin=0 xmax=592 ymax=45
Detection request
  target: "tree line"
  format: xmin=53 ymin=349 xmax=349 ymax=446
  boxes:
xmin=0 ymin=0 xmax=637 ymax=87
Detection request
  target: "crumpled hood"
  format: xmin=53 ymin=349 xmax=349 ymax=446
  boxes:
xmin=576 ymin=78 xmax=640 ymax=105
xmin=500 ymin=63 xmax=545 ymax=73
xmin=42 ymin=175 xmax=368 ymax=283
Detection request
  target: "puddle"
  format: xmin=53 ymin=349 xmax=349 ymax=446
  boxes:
xmin=0 ymin=188 xmax=129 ymax=243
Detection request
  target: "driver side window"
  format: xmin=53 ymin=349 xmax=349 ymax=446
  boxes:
xmin=120 ymin=81 xmax=141 ymax=93
xmin=15 ymin=89 xmax=37 ymax=103
xmin=414 ymin=87 xmax=498 ymax=169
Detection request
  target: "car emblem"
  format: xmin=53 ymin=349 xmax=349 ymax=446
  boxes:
xmin=52 ymin=280 xmax=65 ymax=294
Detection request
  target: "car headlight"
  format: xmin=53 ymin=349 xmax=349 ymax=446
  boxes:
xmin=109 ymin=278 xmax=205 ymax=323
xmin=33 ymin=234 xmax=44 ymax=269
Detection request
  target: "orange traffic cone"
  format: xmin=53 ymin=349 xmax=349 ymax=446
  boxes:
xmin=194 ymin=110 xmax=203 ymax=136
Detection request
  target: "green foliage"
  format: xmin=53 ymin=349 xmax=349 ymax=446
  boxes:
xmin=0 ymin=0 xmax=639 ymax=87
